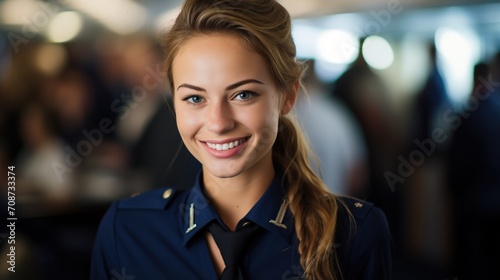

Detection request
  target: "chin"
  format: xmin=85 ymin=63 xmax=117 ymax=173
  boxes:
xmin=205 ymin=165 xmax=244 ymax=179
xmin=208 ymin=167 xmax=241 ymax=178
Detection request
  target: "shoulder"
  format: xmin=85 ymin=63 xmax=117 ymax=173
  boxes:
xmin=335 ymin=196 xmax=393 ymax=279
xmin=337 ymin=196 xmax=376 ymax=221
xmin=336 ymin=196 xmax=391 ymax=243
xmin=91 ymin=187 xmax=189 ymax=278
xmin=95 ymin=187 xmax=188 ymax=236
xmin=93 ymin=187 xmax=190 ymax=247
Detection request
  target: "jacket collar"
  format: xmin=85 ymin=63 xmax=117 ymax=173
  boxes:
xmin=182 ymin=172 xmax=294 ymax=247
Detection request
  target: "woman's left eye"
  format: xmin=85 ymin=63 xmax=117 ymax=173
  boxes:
xmin=234 ymin=91 xmax=256 ymax=100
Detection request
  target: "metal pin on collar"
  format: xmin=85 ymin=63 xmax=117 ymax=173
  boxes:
xmin=269 ymin=199 xmax=288 ymax=229
xmin=186 ymin=203 xmax=197 ymax=233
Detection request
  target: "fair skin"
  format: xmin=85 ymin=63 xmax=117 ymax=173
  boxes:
xmin=172 ymin=33 xmax=297 ymax=274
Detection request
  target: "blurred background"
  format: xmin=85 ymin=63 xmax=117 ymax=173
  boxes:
xmin=0 ymin=0 xmax=499 ymax=279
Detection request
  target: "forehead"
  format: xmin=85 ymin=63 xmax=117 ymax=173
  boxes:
xmin=172 ymin=34 xmax=274 ymax=89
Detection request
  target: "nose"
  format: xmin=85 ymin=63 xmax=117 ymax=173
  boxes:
xmin=206 ymin=100 xmax=235 ymax=134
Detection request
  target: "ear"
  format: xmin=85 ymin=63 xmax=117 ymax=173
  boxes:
xmin=281 ymin=81 xmax=299 ymax=115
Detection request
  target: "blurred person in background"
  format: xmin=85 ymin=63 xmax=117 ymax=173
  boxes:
xmin=400 ymin=42 xmax=453 ymax=278
xmin=48 ymin=67 xmax=95 ymax=148
xmin=0 ymin=42 xmax=131 ymax=279
xmin=331 ymin=38 xmax=403 ymax=247
xmin=0 ymin=44 xmax=41 ymax=163
xmin=295 ymin=60 xmax=368 ymax=196
xmin=447 ymin=58 xmax=500 ymax=279
xmin=15 ymin=101 xmax=72 ymax=201
xmin=412 ymin=43 xmax=452 ymax=142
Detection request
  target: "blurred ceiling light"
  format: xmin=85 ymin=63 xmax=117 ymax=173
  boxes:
xmin=399 ymin=35 xmax=429 ymax=96
xmin=362 ymin=35 xmax=394 ymax=70
xmin=317 ymin=29 xmax=359 ymax=64
xmin=156 ymin=6 xmax=182 ymax=31
xmin=435 ymin=27 xmax=480 ymax=102
xmin=435 ymin=27 xmax=471 ymax=62
xmin=0 ymin=0 xmax=46 ymax=26
xmin=47 ymin=11 xmax=83 ymax=43
xmin=314 ymin=59 xmax=349 ymax=83
xmin=35 ymin=44 xmax=67 ymax=76
xmin=66 ymin=0 xmax=147 ymax=35
xmin=292 ymin=24 xmax=320 ymax=59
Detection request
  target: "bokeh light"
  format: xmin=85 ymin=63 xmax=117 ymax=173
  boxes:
xmin=66 ymin=0 xmax=147 ymax=35
xmin=362 ymin=35 xmax=394 ymax=70
xmin=47 ymin=11 xmax=83 ymax=43
xmin=35 ymin=44 xmax=67 ymax=75
xmin=316 ymin=29 xmax=359 ymax=64
xmin=435 ymin=27 xmax=480 ymax=102
xmin=292 ymin=24 xmax=321 ymax=59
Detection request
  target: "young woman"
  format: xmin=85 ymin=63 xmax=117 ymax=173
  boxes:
xmin=91 ymin=0 xmax=393 ymax=279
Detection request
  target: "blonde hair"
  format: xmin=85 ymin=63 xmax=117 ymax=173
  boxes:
xmin=162 ymin=0 xmax=342 ymax=278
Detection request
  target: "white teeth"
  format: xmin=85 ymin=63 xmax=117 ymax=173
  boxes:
xmin=206 ymin=139 xmax=245 ymax=151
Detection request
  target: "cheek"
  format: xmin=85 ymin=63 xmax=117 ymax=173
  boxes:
xmin=263 ymin=97 xmax=282 ymax=130
xmin=175 ymin=114 xmax=202 ymax=160
xmin=260 ymin=116 xmax=279 ymax=149
xmin=174 ymin=106 xmax=198 ymax=139
xmin=239 ymin=103 xmax=280 ymax=138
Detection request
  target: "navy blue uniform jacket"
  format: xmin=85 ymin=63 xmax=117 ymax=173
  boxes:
xmin=91 ymin=174 xmax=393 ymax=279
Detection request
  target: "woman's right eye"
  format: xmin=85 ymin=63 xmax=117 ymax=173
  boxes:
xmin=183 ymin=95 xmax=204 ymax=104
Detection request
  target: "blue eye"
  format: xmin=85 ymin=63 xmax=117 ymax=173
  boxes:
xmin=184 ymin=95 xmax=203 ymax=104
xmin=234 ymin=91 xmax=255 ymax=100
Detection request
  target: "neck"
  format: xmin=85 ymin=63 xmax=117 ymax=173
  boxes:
xmin=203 ymin=163 xmax=275 ymax=231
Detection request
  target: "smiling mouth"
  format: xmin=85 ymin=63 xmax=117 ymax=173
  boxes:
xmin=205 ymin=137 xmax=249 ymax=151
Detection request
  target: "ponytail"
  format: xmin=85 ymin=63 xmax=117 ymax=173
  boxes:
xmin=274 ymin=115 xmax=342 ymax=279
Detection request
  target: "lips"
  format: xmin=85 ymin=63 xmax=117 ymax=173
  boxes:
xmin=205 ymin=138 xmax=248 ymax=151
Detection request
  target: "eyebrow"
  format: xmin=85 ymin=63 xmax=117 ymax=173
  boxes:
xmin=176 ymin=79 xmax=264 ymax=92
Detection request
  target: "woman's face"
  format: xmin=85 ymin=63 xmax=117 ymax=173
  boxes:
xmin=172 ymin=34 xmax=292 ymax=179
